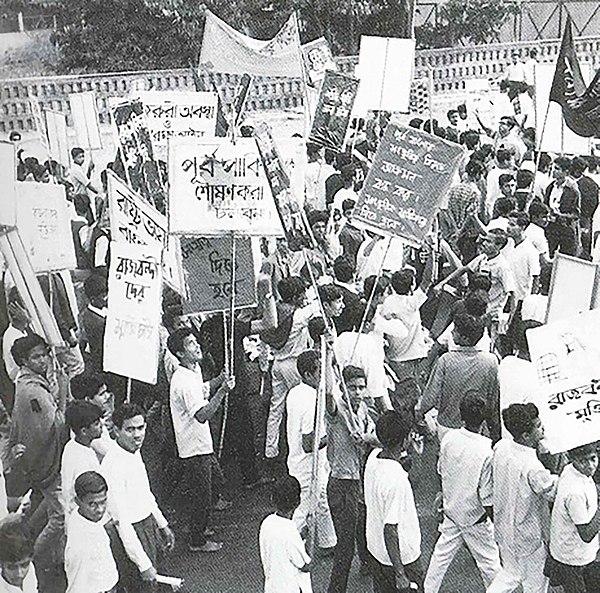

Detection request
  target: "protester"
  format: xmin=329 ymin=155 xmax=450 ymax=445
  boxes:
xmin=0 ymin=519 xmax=37 ymax=593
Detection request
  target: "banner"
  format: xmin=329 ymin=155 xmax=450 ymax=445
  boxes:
xmin=527 ymin=309 xmax=600 ymax=453
xmin=138 ymin=91 xmax=218 ymax=158
xmin=69 ymin=92 xmax=103 ymax=150
xmin=104 ymin=242 xmax=162 ymax=384
xmin=181 ymin=236 xmax=257 ymax=314
xmin=199 ymin=10 xmax=302 ymax=78
xmin=351 ymin=123 xmax=465 ymax=245
xmin=301 ymin=38 xmax=336 ymax=86
xmin=168 ymin=137 xmax=283 ymax=236
xmin=255 ymin=124 xmax=312 ymax=250
xmin=29 ymin=99 xmax=49 ymax=155
xmin=45 ymin=110 xmax=69 ymax=167
xmin=0 ymin=141 xmax=16 ymax=227
xmin=354 ymin=36 xmax=415 ymax=114
xmin=111 ymin=99 xmax=167 ymax=213
xmin=16 ymin=182 xmax=76 ymax=272
xmin=309 ymin=71 xmax=359 ymax=152
xmin=107 ymin=171 xmax=184 ymax=295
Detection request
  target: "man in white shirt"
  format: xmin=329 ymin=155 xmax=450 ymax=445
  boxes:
xmin=286 ymin=350 xmax=336 ymax=551
xmin=2 ymin=292 xmax=30 ymax=384
xmin=65 ymin=471 xmax=118 ymax=593
xmin=364 ymin=411 xmax=423 ymax=593
xmin=0 ymin=527 xmax=37 ymax=593
xmin=525 ymin=201 xmax=551 ymax=266
xmin=167 ymin=328 xmax=234 ymax=553
xmin=424 ymin=393 xmax=501 ymax=593
xmin=487 ymin=403 xmax=557 ymax=593
xmin=101 ymin=403 xmax=175 ymax=592
xmin=61 ymin=401 xmax=103 ymax=516
xmin=69 ymin=148 xmax=100 ymax=218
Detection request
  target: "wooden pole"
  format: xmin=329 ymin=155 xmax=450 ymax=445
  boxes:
xmin=126 ymin=377 xmax=132 ymax=403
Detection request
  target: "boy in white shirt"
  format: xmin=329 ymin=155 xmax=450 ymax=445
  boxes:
xmin=65 ymin=471 xmax=118 ymax=593
xmin=260 ymin=476 xmax=312 ymax=593
xmin=0 ymin=521 xmax=37 ymax=593
xmin=546 ymin=443 xmax=600 ymax=593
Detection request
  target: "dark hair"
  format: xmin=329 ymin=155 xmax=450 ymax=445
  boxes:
xmin=498 ymin=173 xmax=515 ymax=189
xmin=0 ymin=530 xmax=33 ymax=563
xmin=341 ymin=198 xmax=356 ymax=213
xmin=277 ymin=276 xmax=305 ymax=304
xmin=84 ymin=274 xmax=107 ymax=300
xmin=538 ymin=152 xmax=552 ymax=172
xmin=554 ymin=156 xmax=572 ymax=172
xmin=516 ymin=169 xmax=534 ymax=189
xmin=363 ymin=274 xmax=390 ymax=302
xmin=375 ymin=411 xmax=412 ymax=449
xmin=463 ymin=292 xmax=488 ymax=317
xmin=271 ymin=475 xmax=301 ymax=514
xmin=167 ymin=328 xmax=195 ymax=358
xmin=469 ymin=273 xmax=492 ymax=293
xmin=487 ymin=228 xmax=509 ymax=249
xmin=495 ymin=148 xmax=512 ymax=165
xmin=459 ymin=391 xmax=487 ymax=426
xmin=408 ymin=118 xmax=423 ymax=129
xmin=71 ymin=147 xmax=85 ymax=159
xmin=318 ymin=284 xmax=343 ymax=306
xmin=528 ymin=200 xmax=550 ymax=220
xmin=74 ymin=471 xmax=108 ymax=499
xmin=502 ymin=403 xmax=540 ymax=439
xmin=307 ymin=209 xmax=329 ymax=227
xmin=308 ymin=317 xmax=326 ymax=343
xmin=453 ymin=312 xmax=485 ymax=346
xmin=333 ymin=256 xmax=355 ymax=283
xmin=296 ymin=350 xmax=320 ymax=378
xmin=112 ymin=403 xmax=145 ymax=429
xmin=391 ymin=269 xmax=416 ymax=295
xmin=568 ymin=443 xmax=598 ymax=460
xmin=65 ymin=400 xmax=103 ymax=433
xmin=570 ymin=156 xmax=587 ymax=178
xmin=342 ymin=365 xmax=366 ymax=383
xmin=465 ymin=159 xmax=484 ymax=179
xmin=70 ymin=372 xmax=107 ymax=401
xmin=447 ymin=109 xmax=458 ymax=118
xmin=11 ymin=334 xmax=47 ymax=367
xmin=508 ymin=210 xmax=530 ymax=229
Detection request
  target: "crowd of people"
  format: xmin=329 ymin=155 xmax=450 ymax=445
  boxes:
xmin=0 ymin=61 xmax=600 ymax=593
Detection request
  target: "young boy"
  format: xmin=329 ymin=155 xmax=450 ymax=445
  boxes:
xmin=65 ymin=471 xmax=118 ymax=593
xmin=259 ymin=476 xmax=312 ymax=593
xmin=61 ymin=400 xmax=104 ymax=515
xmin=0 ymin=521 xmax=37 ymax=592
xmin=424 ymin=393 xmax=501 ymax=593
xmin=546 ymin=443 xmax=600 ymax=593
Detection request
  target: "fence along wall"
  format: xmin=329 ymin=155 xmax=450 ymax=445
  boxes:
xmin=1 ymin=34 xmax=600 ymax=135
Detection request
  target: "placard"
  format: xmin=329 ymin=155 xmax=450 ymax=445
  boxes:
xmin=45 ymin=110 xmax=69 ymax=167
xmin=107 ymin=171 xmax=184 ymax=295
xmin=137 ymin=91 xmax=217 ymax=158
xmin=180 ymin=236 xmax=257 ymax=313
xmin=69 ymin=92 xmax=103 ymax=150
xmin=351 ymin=123 xmax=465 ymax=245
xmin=168 ymin=138 xmax=282 ymax=236
xmin=15 ymin=182 xmax=76 ymax=272
xmin=29 ymin=99 xmax=49 ymax=154
xmin=309 ymin=71 xmax=359 ymax=152
xmin=0 ymin=141 xmax=16 ymax=227
xmin=301 ymin=37 xmax=336 ymax=86
xmin=527 ymin=309 xmax=600 ymax=453
xmin=104 ymin=242 xmax=162 ymax=384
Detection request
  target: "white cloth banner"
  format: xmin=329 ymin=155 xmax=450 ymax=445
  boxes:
xmin=526 ymin=309 xmax=600 ymax=453
xmin=104 ymin=241 xmax=162 ymax=384
xmin=107 ymin=171 xmax=184 ymax=295
xmin=45 ymin=110 xmax=70 ymax=167
xmin=69 ymin=92 xmax=103 ymax=150
xmin=137 ymin=91 xmax=218 ymax=159
xmin=168 ymin=138 xmax=282 ymax=236
xmin=16 ymin=182 xmax=76 ymax=272
xmin=0 ymin=141 xmax=16 ymax=227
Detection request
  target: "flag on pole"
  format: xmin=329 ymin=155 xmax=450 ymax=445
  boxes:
xmin=189 ymin=67 xmax=230 ymax=137
xmin=549 ymin=16 xmax=600 ymax=138
xmin=198 ymin=10 xmax=302 ymax=78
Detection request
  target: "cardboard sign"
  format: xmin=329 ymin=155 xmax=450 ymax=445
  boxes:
xmin=69 ymin=92 xmax=103 ymax=150
xmin=45 ymin=110 xmax=70 ymax=167
xmin=255 ymin=124 xmax=312 ymax=250
xmin=137 ymin=91 xmax=218 ymax=158
xmin=107 ymin=171 xmax=184 ymax=295
xmin=309 ymin=71 xmax=359 ymax=152
xmin=111 ymin=99 xmax=167 ymax=213
xmin=527 ymin=309 xmax=600 ymax=452
xmin=180 ymin=236 xmax=257 ymax=313
xmin=351 ymin=123 xmax=465 ymax=245
xmin=302 ymin=37 xmax=336 ymax=86
xmin=16 ymin=182 xmax=76 ymax=272
xmin=168 ymin=138 xmax=282 ymax=236
xmin=104 ymin=242 xmax=162 ymax=384
xmin=0 ymin=141 xmax=16 ymax=227
xmin=354 ymin=36 xmax=415 ymax=114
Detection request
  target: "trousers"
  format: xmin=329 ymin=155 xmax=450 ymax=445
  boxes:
xmin=486 ymin=543 xmax=548 ymax=593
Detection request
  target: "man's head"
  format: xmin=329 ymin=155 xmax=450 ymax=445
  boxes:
xmin=391 ymin=268 xmax=416 ymax=296
xmin=342 ymin=365 xmax=367 ymax=411
xmin=460 ymin=391 xmax=488 ymax=430
xmin=502 ymin=403 xmax=544 ymax=447
xmin=307 ymin=210 xmax=329 ymax=242
xmin=507 ymin=211 xmax=529 ymax=241
xmin=553 ymin=156 xmax=572 ymax=182
xmin=498 ymin=173 xmax=516 ymax=198
xmin=333 ymin=255 xmax=355 ymax=284
xmin=457 ymin=104 xmax=467 ymax=120
xmin=0 ymin=529 xmax=33 ymax=588
xmin=499 ymin=116 xmax=517 ymax=138
xmin=468 ymin=272 xmax=492 ymax=294
xmin=375 ymin=411 xmax=412 ymax=452
xmin=538 ymin=152 xmax=552 ymax=173
xmin=510 ymin=49 xmax=520 ymax=64
xmin=462 ymin=291 xmax=488 ymax=318
xmin=84 ymin=274 xmax=108 ymax=308
xmin=479 ymin=229 xmax=507 ymax=258
xmin=528 ymin=200 xmax=550 ymax=227
xmin=452 ymin=312 xmax=485 ymax=347
xmin=271 ymin=475 xmax=301 ymax=515
xmin=306 ymin=142 xmax=323 ymax=163
xmin=112 ymin=403 xmax=146 ymax=453
xmin=74 ymin=471 xmax=108 ymax=523
xmin=465 ymin=159 xmax=484 ymax=182
xmin=308 ymin=317 xmax=326 ymax=345
xmin=341 ymin=198 xmax=356 ymax=220
xmin=495 ymin=148 xmax=513 ymax=168
xmin=11 ymin=334 xmax=49 ymax=376
xmin=568 ymin=443 xmax=599 ymax=477
xmin=70 ymin=372 xmax=113 ymax=415
xmin=447 ymin=109 xmax=459 ymax=127
xmin=277 ymin=276 xmax=306 ymax=307
xmin=570 ymin=156 xmax=588 ymax=179
xmin=319 ymin=284 xmax=344 ymax=319
xmin=71 ymin=147 xmax=85 ymax=165
xmin=65 ymin=400 xmax=103 ymax=441
xmin=167 ymin=328 xmax=203 ymax=365
xmin=296 ymin=350 xmax=320 ymax=388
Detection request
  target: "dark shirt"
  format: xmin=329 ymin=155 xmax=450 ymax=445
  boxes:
xmin=576 ymin=175 xmax=599 ymax=228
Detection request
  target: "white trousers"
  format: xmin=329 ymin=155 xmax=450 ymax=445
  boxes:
xmin=486 ymin=543 xmax=549 ymax=593
xmin=424 ymin=517 xmax=501 ymax=593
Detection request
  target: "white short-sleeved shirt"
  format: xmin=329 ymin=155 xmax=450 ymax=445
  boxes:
xmin=259 ymin=513 xmax=312 ymax=593
xmin=550 ymin=464 xmax=599 ymax=566
xmin=508 ymin=238 xmax=540 ymax=301
xmin=364 ymin=449 xmax=421 ymax=567
xmin=524 ymin=224 xmax=549 ymax=259
xmin=2 ymin=325 xmax=26 ymax=383
xmin=467 ymin=253 xmax=515 ymax=317
xmin=170 ymin=365 xmax=213 ymax=458
xmin=61 ymin=439 xmax=101 ymax=515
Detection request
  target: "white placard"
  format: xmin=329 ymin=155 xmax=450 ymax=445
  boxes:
xmin=69 ymin=92 xmax=103 ymax=150
xmin=45 ymin=110 xmax=70 ymax=167
xmin=107 ymin=171 xmax=184 ymax=295
xmin=0 ymin=141 xmax=16 ymax=227
xmin=15 ymin=182 xmax=76 ymax=272
xmin=168 ymin=138 xmax=282 ymax=236
xmin=104 ymin=242 xmax=162 ymax=384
